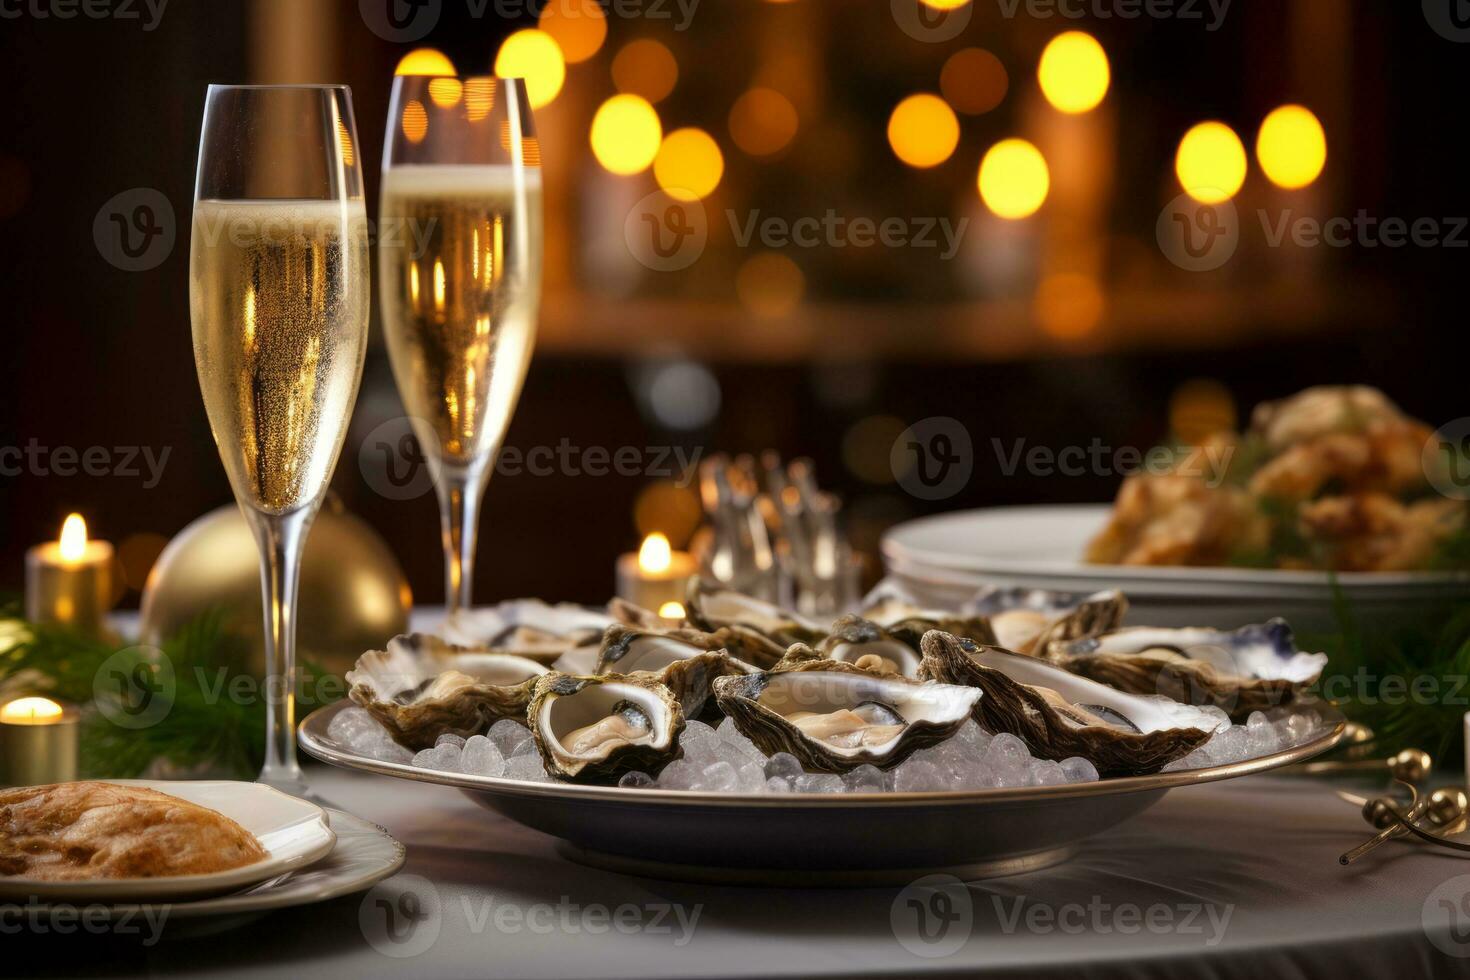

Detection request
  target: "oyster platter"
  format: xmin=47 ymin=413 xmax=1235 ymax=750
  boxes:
xmin=301 ymin=581 xmax=1345 ymax=884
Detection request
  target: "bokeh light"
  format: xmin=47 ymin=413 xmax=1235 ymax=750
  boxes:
xmin=1169 ymin=379 xmax=1238 ymax=444
xmin=728 ymin=88 xmax=799 ymax=157
xmin=537 ymin=0 xmax=607 ymax=64
xmin=464 ymin=76 xmax=496 ymax=121
xmin=843 ymin=415 xmax=906 ymax=484
xmin=736 ymin=252 xmax=804 ymax=317
xmin=1034 ymin=272 xmax=1104 ymax=339
xmin=887 ymin=94 xmax=960 ymax=168
xmin=941 ymin=48 xmax=1008 ymax=115
xmin=978 ymin=139 xmax=1050 ymax=219
xmin=1175 ymin=121 xmax=1248 ymax=203
xmin=1037 ymin=31 xmax=1110 ymax=114
xmin=590 ymin=94 xmax=662 ymax=175
xmin=401 ymin=100 xmax=429 ymax=143
xmin=1256 ymin=105 xmax=1327 ymax=190
xmin=427 ymin=77 xmax=462 ymax=108
xmin=920 ymin=0 xmax=971 ymax=8
xmin=654 ymin=128 xmax=725 ymax=201
xmin=611 ymin=39 xmax=678 ymax=103
xmin=495 ymin=29 xmax=566 ymax=109
xmin=634 ymin=480 xmax=703 ymax=545
xmin=395 ymin=48 xmax=455 ymax=76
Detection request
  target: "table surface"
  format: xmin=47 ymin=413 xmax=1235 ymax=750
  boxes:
xmin=11 ymin=763 xmax=1470 ymax=979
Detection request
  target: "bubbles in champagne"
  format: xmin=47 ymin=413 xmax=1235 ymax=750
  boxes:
xmin=378 ymin=165 xmax=543 ymax=467
xmin=189 ymin=199 xmax=370 ymax=514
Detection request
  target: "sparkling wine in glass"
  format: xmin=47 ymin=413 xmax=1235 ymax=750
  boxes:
xmin=379 ymin=75 xmax=542 ymax=613
xmin=190 ymin=85 xmax=370 ymax=795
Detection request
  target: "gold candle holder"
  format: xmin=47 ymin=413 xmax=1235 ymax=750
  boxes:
xmin=25 ymin=514 xmax=114 ymax=639
xmin=616 ymin=533 xmax=696 ymax=623
xmin=0 ymin=696 xmax=80 ymax=787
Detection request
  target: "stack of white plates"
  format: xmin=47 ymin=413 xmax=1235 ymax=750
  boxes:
xmin=882 ymin=504 xmax=1470 ymax=631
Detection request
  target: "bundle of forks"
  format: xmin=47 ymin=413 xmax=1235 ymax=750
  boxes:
xmin=691 ymin=452 xmax=859 ymax=618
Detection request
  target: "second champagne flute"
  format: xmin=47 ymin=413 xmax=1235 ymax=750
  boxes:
xmin=379 ymin=75 xmax=542 ymax=613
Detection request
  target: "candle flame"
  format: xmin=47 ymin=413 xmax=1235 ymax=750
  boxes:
xmin=638 ymin=533 xmax=672 ymax=574
xmin=59 ymin=514 xmax=88 ymax=562
xmin=1 ymin=696 xmax=64 ymax=724
xmin=658 ymin=600 xmax=686 ymax=620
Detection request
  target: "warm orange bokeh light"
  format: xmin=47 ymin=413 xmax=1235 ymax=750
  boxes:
xmin=1176 ymin=121 xmax=1248 ymax=203
xmin=395 ymin=48 xmax=455 ymax=76
xmin=941 ymin=48 xmax=1008 ymax=115
xmin=611 ymin=39 xmax=678 ymax=103
xmin=1256 ymin=105 xmax=1327 ymax=190
xmin=887 ymin=94 xmax=960 ymax=168
xmin=728 ymin=88 xmax=798 ymax=157
xmin=427 ymin=77 xmax=462 ymax=109
xmin=464 ymin=77 xmax=496 ymax=121
xmin=538 ymin=0 xmax=607 ymax=64
xmin=736 ymin=252 xmax=804 ymax=317
xmin=1037 ymin=31 xmax=1110 ymax=114
xmin=638 ymin=532 xmax=673 ymax=574
xmin=1034 ymin=272 xmax=1104 ymax=339
xmin=654 ymin=128 xmax=725 ymax=201
xmin=590 ymin=94 xmax=662 ymax=175
xmin=978 ymin=139 xmax=1050 ymax=219
xmin=401 ymin=99 xmax=429 ymax=143
xmin=495 ymin=29 xmax=566 ymax=109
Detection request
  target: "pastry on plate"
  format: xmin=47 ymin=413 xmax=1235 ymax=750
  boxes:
xmin=0 ymin=781 xmax=267 ymax=880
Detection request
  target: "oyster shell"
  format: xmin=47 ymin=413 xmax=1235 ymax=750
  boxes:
xmin=441 ymin=599 xmax=614 ymax=665
xmin=964 ymin=587 xmax=1127 ymax=654
xmin=528 ymin=673 xmax=684 ymax=782
xmin=712 ymin=649 xmax=981 ymax=773
xmin=819 ymin=615 xmax=924 ymax=678
xmin=593 ymin=625 xmax=756 ymax=717
xmin=346 ymin=634 xmax=549 ymax=750
xmin=684 ymin=580 xmax=825 ymax=648
xmin=919 ymin=631 xmax=1214 ymax=776
xmin=1054 ymin=620 xmax=1328 ymax=719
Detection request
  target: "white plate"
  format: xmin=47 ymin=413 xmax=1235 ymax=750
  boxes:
xmin=883 ymin=505 xmax=1470 ymax=629
xmin=0 ymin=780 xmax=336 ymax=904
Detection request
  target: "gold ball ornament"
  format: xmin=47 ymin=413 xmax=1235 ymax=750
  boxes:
xmin=139 ymin=500 xmax=411 ymax=678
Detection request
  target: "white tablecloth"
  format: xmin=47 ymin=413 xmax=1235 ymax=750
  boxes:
xmin=11 ymin=764 xmax=1470 ymax=978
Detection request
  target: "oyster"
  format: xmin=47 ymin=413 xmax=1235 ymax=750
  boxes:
xmin=712 ymin=649 xmax=981 ymax=773
xmin=528 ymin=673 xmax=684 ymax=782
xmin=964 ymin=587 xmax=1127 ymax=654
xmin=819 ymin=615 xmax=925 ymax=678
xmin=684 ymin=580 xmax=825 ymax=648
xmin=441 ymin=599 xmax=614 ymax=665
xmin=919 ymin=631 xmax=1214 ymax=776
xmin=1054 ymin=620 xmax=1327 ymax=719
xmin=346 ymin=634 xmax=549 ymax=750
xmin=593 ymin=625 xmax=756 ymax=717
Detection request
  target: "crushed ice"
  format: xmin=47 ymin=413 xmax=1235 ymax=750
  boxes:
xmin=326 ymin=704 xmax=1324 ymax=793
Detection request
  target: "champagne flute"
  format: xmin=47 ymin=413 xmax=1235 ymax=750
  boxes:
xmin=379 ymin=76 xmax=542 ymax=613
xmin=190 ymin=85 xmax=370 ymax=795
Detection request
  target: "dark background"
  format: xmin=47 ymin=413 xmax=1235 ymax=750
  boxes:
xmin=0 ymin=0 xmax=1465 ymax=608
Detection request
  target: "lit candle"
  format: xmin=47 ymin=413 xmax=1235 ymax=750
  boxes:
xmin=25 ymin=514 xmax=115 ymax=638
xmin=615 ymin=533 xmax=696 ymax=623
xmin=0 ymin=696 xmax=79 ymax=786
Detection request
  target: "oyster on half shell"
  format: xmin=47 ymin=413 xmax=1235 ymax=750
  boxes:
xmin=441 ymin=599 xmax=615 ymax=665
xmin=684 ymin=580 xmax=826 ymax=648
xmin=593 ymin=625 xmax=757 ymax=718
xmin=529 ymin=673 xmax=684 ymax=782
xmin=964 ymin=587 xmax=1128 ymax=655
xmin=919 ymin=631 xmax=1215 ymax=776
xmin=1054 ymin=620 xmax=1328 ymax=719
xmin=712 ymin=649 xmax=981 ymax=773
xmin=346 ymin=634 xmax=549 ymax=750
xmin=819 ymin=615 xmax=925 ymax=678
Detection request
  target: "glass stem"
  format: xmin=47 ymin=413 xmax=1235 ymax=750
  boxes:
xmin=247 ymin=506 xmax=312 ymax=796
xmin=435 ymin=464 xmax=487 ymax=614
